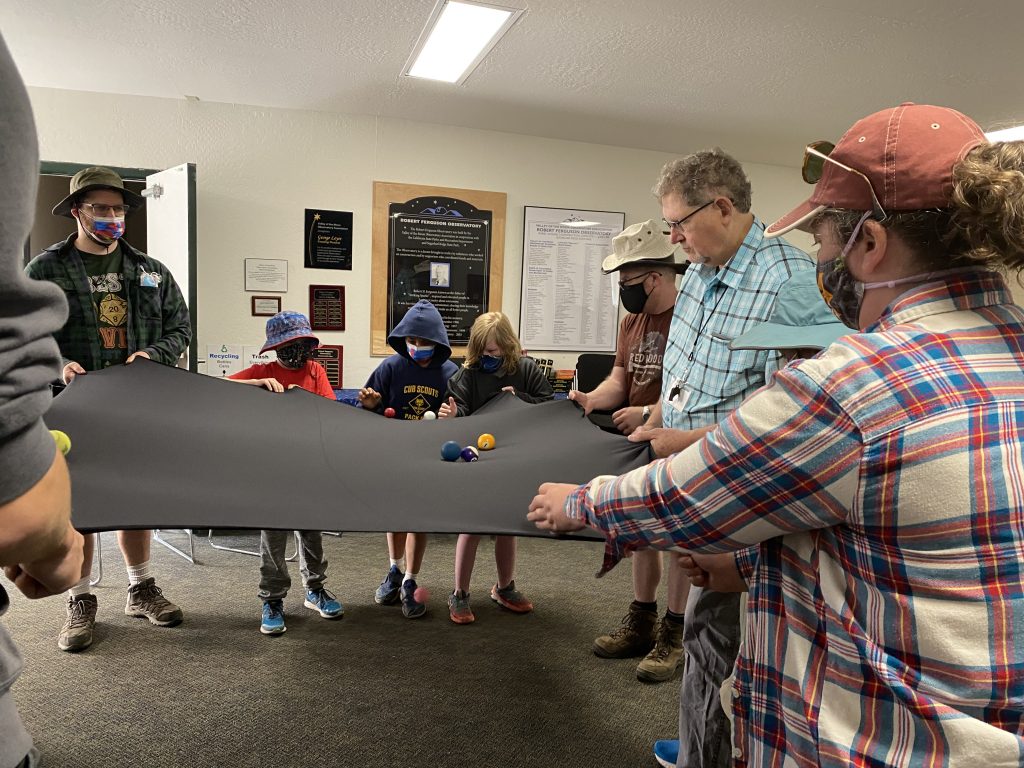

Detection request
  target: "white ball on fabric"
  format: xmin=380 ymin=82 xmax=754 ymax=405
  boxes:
xmin=421 ymin=411 xmax=437 ymax=420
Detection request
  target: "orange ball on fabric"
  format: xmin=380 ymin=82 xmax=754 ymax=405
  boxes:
xmin=477 ymin=433 xmax=495 ymax=451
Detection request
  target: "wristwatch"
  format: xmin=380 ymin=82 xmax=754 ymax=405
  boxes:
xmin=642 ymin=405 xmax=651 ymax=422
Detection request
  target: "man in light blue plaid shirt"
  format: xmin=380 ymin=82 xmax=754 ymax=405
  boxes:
xmin=639 ymin=149 xmax=812 ymax=768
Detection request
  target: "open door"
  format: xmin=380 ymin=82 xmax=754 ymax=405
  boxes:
xmin=145 ymin=163 xmax=197 ymax=371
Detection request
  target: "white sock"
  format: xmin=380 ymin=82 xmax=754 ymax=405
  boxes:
xmin=390 ymin=556 xmax=406 ymax=572
xmin=68 ymin=577 xmax=91 ymax=598
xmin=126 ymin=561 xmax=151 ymax=586
xmin=402 ymin=571 xmax=418 ymax=584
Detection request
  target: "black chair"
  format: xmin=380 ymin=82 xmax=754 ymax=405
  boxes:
xmin=574 ymin=353 xmax=621 ymax=432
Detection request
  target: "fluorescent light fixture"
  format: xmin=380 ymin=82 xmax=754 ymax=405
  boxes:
xmin=986 ymin=124 xmax=1024 ymax=142
xmin=404 ymin=0 xmax=524 ymax=85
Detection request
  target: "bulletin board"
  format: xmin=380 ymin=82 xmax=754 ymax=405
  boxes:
xmin=371 ymin=181 xmax=506 ymax=356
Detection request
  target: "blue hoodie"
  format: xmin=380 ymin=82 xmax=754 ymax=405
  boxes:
xmin=364 ymin=300 xmax=458 ymax=420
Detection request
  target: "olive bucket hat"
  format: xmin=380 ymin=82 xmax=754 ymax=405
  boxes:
xmin=51 ymin=166 xmax=146 ymax=218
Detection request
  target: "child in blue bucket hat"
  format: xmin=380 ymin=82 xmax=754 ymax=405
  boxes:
xmin=229 ymin=311 xmax=344 ymax=635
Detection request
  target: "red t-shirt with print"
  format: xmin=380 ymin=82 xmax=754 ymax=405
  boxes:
xmin=229 ymin=360 xmax=335 ymax=400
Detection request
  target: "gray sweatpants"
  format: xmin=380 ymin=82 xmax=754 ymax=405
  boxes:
xmin=677 ymin=586 xmax=742 ymax=768
xmin=258 ymin=530 xmax=329 ymax=602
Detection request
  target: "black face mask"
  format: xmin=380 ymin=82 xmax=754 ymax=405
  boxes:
xmin=277 ymin=342 xmax=315 ymax=369
xmin=619 ymin=279 xmax=651 ymax=314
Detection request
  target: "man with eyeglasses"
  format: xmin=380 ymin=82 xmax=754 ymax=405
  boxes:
xmin=568 ymin=150 xmax=812 ymax=768
xmin=569 ymin=219 xmax=692 ymax=683
xmin=25 ymin=166 xmax=191 ymax=653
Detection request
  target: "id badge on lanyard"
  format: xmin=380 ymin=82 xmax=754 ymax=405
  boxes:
xmin=666 ymin=374 xmax=691 ymax=414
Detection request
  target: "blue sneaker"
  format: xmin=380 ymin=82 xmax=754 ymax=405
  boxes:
xmin=374 ymin=565 xmax=403 ymax=605
xmin=654 ymin=739 xmax=679 ymax=768
xmin=304 ymin=588 xmax=344 ymax=619
xmin=400 ymin=579 xmax=426 ymax=619
xmin=260 ymin=600 xmax=286 ymax=635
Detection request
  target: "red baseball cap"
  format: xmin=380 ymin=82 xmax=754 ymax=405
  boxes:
xmin=767 ymin=103 xmax=986 ymax=237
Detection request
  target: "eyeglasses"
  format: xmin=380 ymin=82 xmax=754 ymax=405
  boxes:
xmin=77 ymin=202 xmax=131 ymax=217
xmin=802 ymin=141 xmax=886 ymax=221
xmin=618 ymin=271 xmax=657 ymax=288
xmin=662 ymin=199 xmax=715 ymax=233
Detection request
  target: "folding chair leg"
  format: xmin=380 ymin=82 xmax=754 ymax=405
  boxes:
xmin=207 ymin=530 xmax=298 ymax=561
xmin=154 ymin=529 xmax=198 ymax=564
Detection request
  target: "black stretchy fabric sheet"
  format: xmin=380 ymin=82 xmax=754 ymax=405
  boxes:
xmin=46 ymin=360 xmax=651 ymax=538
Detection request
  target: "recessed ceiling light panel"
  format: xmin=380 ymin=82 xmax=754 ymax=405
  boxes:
xmin=404 ymin=0 xmax=524 ymax=85
xmin=986 ymin=125 xmax=1024 ymax=142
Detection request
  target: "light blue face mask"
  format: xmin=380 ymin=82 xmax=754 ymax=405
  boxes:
xmin=480 ymin=354 xmax=502 ymax=373
xmin=407 ymin=342 xmax=435 ymax=361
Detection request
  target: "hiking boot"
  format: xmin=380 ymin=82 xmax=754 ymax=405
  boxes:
xmin=304 ymin=588 xmax=344 ymax=619
xmin=448 ymin=590 xmax=475 ymax=624
xmin=636 ymin=617 xmax=684 ymax=683
xmin=125 ymin=578 xmax=183 ymax=627
xmin=592 ymin=603 xmax=658 ymax=658
xmin=374 ymin=565 xmax=403 ymax=605
xmin=490 ymin=581 xmax=533 ymax=613
xmin=261 ymin=600 xmax=286 ymax=635
xmin=401 ymin=579 xmax=426 ymax=619
xmin=58 ymin=594 xmax=98 ymax=652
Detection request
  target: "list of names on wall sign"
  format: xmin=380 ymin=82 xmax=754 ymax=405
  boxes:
xmin=309 ymin=284 xmax=345 ymax=331
xmin=312 ymin=345 xmax=343 ymax=388
xmin=519 ymin=207 xmax=623 ymax=353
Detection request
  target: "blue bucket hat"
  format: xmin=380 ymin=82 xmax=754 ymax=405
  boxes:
xmin=729 ymin=270 xmax=847 ymax=352
xmin=260 ymin=311 xmax=320 ymax=354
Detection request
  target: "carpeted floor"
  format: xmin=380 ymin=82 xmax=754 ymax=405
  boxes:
xmin=4 ymin=531 xmax=679 ymax=767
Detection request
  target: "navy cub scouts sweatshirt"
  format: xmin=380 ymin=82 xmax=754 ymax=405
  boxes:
xmin=364 ymin=300 xmax=458 ymax=420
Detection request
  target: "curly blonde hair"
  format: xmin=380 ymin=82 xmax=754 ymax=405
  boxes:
xmin=464 ymin=312 xmax=522 ymax=375
xmin=950 ymin=141 xmax=1024 ymax=271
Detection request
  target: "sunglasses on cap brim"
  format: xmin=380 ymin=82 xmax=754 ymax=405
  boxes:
xmin=801 ymin=141 xmax=887 ymax=221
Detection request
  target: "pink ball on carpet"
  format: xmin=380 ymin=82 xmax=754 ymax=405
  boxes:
xmin=413 ymin=586 xmax=430 ymax=603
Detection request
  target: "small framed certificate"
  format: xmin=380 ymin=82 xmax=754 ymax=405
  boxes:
xmin=251 ymin=296 xmax=281 ymax=317
xmin=245 ymin=258 xmax=289 ymax=292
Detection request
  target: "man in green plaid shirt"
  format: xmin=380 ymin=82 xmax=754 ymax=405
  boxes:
xmin=25 ymin=166 xmax=191 ymax=654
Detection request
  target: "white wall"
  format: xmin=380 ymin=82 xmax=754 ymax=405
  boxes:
xmin=27 ymin=87 xmax=814 ymax=386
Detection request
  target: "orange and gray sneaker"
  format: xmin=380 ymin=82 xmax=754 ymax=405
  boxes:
xmin=490 ymin=581 xmax=533 ymax=613
xmin=448 ymin=590 xmax=475 ymax=624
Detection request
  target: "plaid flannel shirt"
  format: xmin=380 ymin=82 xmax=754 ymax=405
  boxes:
xmin=567 ymin=271 xmax=1024 ymax=766
xmin=661 ymin=218 xmax=812 ymax=430
xmin=25 ymin=235 xmax=191 ymax=371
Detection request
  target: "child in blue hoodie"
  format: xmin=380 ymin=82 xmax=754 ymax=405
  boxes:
xmin=358 ymin=300 xmax=458 ymax=618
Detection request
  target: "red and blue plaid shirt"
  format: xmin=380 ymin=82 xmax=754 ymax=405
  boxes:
xmin=568 ymin=271 xmax=1024 ymax=766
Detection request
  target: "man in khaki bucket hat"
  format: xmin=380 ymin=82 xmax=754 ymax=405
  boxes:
xmin=570 ymin=220 xmax=691 ymax=683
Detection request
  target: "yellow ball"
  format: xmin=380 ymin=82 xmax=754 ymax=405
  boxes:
xmin=50 ymin=430 xmax=71 ymax=456
xmin=477 ymin=433 xmax=495 ymax=451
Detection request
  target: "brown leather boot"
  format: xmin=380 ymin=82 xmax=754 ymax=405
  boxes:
xmin=636 ymin=616 xmax=684 ymax=683
xmin=592 ymin=603 xmax=658 ymax=658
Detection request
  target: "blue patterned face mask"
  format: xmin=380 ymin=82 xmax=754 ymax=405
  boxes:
xmin=480 ymin=355 xmax=502 ymax=373
xmin=407 ymin=343 xmax=435 ymax=361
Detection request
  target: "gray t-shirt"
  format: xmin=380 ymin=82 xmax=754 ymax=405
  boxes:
xmin=0 ymin=31 xmax=69 ymax=768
